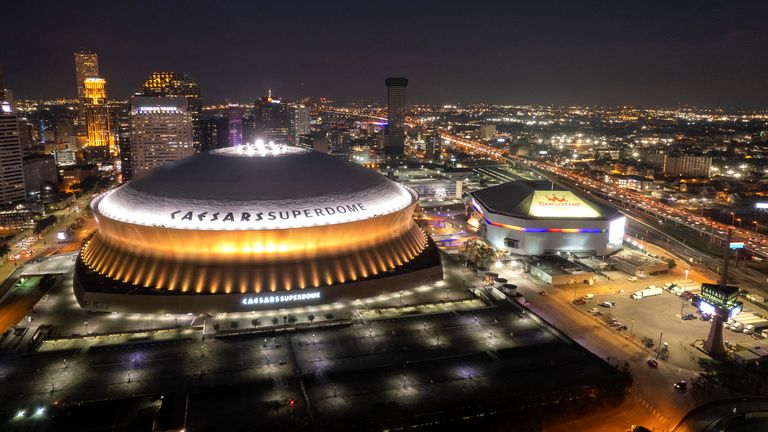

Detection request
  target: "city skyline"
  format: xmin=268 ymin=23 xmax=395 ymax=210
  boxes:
xmin=2 ymin=1 xmax=768 ymax=108
xmin=2 ymin=2 xmax=768 ymax=431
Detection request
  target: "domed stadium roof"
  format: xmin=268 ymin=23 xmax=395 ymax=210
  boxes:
xmin=96 ymin=144 xmax=416 ymax=230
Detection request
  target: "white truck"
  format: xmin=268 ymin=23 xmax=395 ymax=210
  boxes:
xmin=631 ymin=286 xmax=663 ymax=300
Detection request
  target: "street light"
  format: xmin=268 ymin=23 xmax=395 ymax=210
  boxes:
xmin=83 ymin=320 xmax=88 ymax=335
xmin=684 ymin=268 xmax=689 ymax=282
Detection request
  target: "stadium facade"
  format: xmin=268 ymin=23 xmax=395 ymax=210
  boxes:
xmin=470 ymin=181 xmax=625 ymax=256
xmin=74 ymin=144 xmax=442 ymax=313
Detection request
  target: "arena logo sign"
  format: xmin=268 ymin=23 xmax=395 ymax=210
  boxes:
xmin=169 ymin=203 xmax=367 ymax=223
xmin=241 ymin=291 xmax=321 ymax=306
xmin=537 ymin=194 xmax=584 ymax=208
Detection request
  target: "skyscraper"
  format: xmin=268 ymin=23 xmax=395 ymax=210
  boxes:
xmin=200 ymin=115 xmax=229 ymax=152
xmin=129 ymin=95 xmax=194 ymax=179
xmin=254 ymin=92 xmax=288 ymax=144
xmin=227 ymin=105 xmax=244 ymax=147
xmin=141 ymin=72 xmax=202 ymax=151
xmin=74 ymin=51 xmax=99 ymax=144
xmin=288 ymin=104 xmax=310 ymax=146
xmin=83 ymin=78 xmax=111 ymax=151
xmin=0 ymin=84 xmax=26 ymax=205
xmin=384 ymin=77 xmax=408 ymax=158
xmin=74 ymin=52 xmax=99 ymax=99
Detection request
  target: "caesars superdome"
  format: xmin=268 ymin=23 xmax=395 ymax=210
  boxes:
xmin=74 ymin=144 xmax=442 ymax=313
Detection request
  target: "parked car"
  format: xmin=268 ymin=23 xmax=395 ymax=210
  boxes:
xmin=618 ymin=325 xmax=628 ymax=331
xmin=583 ymin=293 xmax=595 ymax=299
xmin=627 ymin=276 xmax=638 ymax=281
xmin=573 ymin=298 xmax=586 ymax=305
xmin=599 ymin=301 xmax=614 ymax=308
xmin=589 ymin=307 xmax=599 ymax=314
xmin=647 ymin=359 xmax=659 ymax=368
xmin=682 ymin=313 xmax=695 ymax=320
xmin=673 ymin=381 xmax=688 ymax=391
xmin=538 ymin=291 xmax=547 ymax=296
xmin=700 ymin=313 xmax=712 ymax=321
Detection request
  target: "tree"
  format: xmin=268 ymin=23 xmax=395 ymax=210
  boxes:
xmin=324 ymin=313 xmax=334 ymax=320
xmin=271 ymin=317 xmax=279 ymax=326
xmin=665 ymin=258 xmax=677 ymax=271
xmin=287 ymin=315 xmax=297 ymax=324
xmin=0 ymin=243 xmax=10 ymax=257
xmin=34 ymin=215 xmax=57 ymax=234
xmin=252 ymin=318 xmax=261 ymax=327
xmin=462 ymin=238 xmax=496 ymax=268
xmin=308 ymin=314 xmax=315 ymax=324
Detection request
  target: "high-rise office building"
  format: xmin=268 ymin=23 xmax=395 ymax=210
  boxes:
xmin=227 ymin=105 xmax=244 ymax=147
xmin=141 ymin=72 xmax=202 ymax=151
xmin=426 ymin=132 xmax=442 ymax=160
xmin=0 ymin=87 xmax=26 ymax=205
xmin=254 ymin=92 xmax=288 ymax=144
xmin=74 ymin=51 xmax=99 ymax=144
xmin=384 ymin=77 xmax=408 ymax=158
xmin=288 ymin=104 xmax=310 ymax=146
xmin=74 ymin=52 xmax=99 ymax=99
xmin=83 ymin=77 xmax=112 ymax=152
xmin=129 ymin=95 xmax=194 ymax=179
xmin=112 ymin=101 xmax=132 ymax=182
xmin=200 ymin=115 xmax=229 ymax=152
xmin=22 ymin=154 xmax=57 ymax=197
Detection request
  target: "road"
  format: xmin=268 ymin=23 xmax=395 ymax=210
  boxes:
xmin=496 ymin=271 xmax=697 ymax=431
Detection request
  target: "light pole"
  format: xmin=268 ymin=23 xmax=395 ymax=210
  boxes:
xmin=656 ymin=331 xmax=664 ymax=359
xmin=83 ymin=320 xmax=88 ymax=335
xmin=684 ymin=268 xmax=689 ymax=282
xmin=731 ymin=212 xmax=735 ymax=227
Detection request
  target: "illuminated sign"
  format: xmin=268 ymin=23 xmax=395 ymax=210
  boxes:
xmin=241 ymin=291 xmax=321 ymax=306
xmin=701 ymin=283 xmax=740 ymax=309
xmin=608 ymin=217 xmax=626 ymax=245
xmin=527 ymin=191 xmax=602 ymax=218
xmin=136 ymin=106 xmax=182 ymax=113
xmin=170 ymin=203 xmax=367 ymax=224
xmin=729 ymin=242 xmax=745 ymax=249
xmin=1 ymin=102 xmax=11 ymax=113
xmin=699 ymin=301 xmax=716 ymax=315
xmin=756 ymin=203 xmax=768 ymax=209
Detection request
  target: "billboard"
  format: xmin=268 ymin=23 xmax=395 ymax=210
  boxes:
xmin=528 ymin=191 xmax=602 ymax=218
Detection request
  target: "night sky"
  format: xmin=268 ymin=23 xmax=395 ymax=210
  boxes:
xmin=2 ymin=0 xmax=767 ymax=108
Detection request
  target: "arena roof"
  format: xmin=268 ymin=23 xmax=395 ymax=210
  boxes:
xmin=97 ymin=144 xmax=416 ymax=230
xmin=471 ymin=180 xmax=618 ymax=220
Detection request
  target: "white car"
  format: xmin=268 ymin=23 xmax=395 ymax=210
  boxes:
xmin=627 ymin=276 xmax=638 ymax=281
xmin=599 ymin=301 xmax=614 ymax=308
xmin=584 ymin=293 xmax=595 ymax=299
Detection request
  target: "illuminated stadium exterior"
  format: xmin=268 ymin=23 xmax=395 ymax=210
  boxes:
xmin=470 ymin=181 xmax=625 ymax=256
xmin=74 ymin=144 xmax=442 ymax=313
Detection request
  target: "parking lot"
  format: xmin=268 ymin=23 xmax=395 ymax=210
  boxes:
xmin=572 ymin=281 xmax=756 ymax=370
